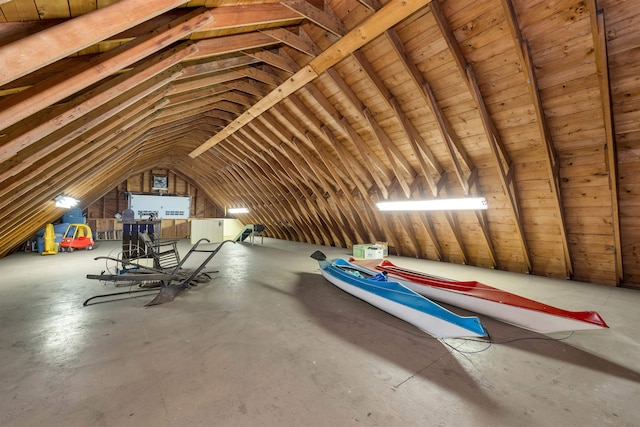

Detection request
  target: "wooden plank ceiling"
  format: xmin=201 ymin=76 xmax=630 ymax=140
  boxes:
xmin=0 ymin=0 xmax=639 ymax=288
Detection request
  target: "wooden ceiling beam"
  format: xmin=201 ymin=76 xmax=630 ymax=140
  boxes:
xmin=165 ymin=85 xmax=231 ymax=107
xmin=429 ymin=1 xmax=513 ymax=173
xmin=384 ymin=29 xmax=469 ymax=184
xmin=190 ymin=0 xmax=432 ymax=158
xmin=241 ymin=48 xmax=300 ymax=74
xmin=417 ymin=212 xmax=444 ymax=261
xmin=267 ymin=151 xmax=337 ymax=246
xmin=221 ymin=79 xmax=272 ymax=97
xmin=321 ymin=127 xmax=393 ymax=245
xmin=232 ymin=132 xmax=291 ymax=189
xmin=153 ymin=107 xmax=231 ymax=128
xmin=211 ymin=100 xmax=247 ymax=115
xmin=179 ymin=55 xmax=260 ymax=79
xmin=308 ymin=72 xmax=394 ymax=192
xmin=239 ymin=66 xmax=284 ymax=87
xmin=154 ymin=100 xmax=224 ymax=122
xmin=256 ymin=148 xmax=334 ymax=246
xmin=0 ymin=66 xmax=180 ymax=185
xmin=383 ymin=28 xmax=496 ymax=266
xmin=196 ymin=3 xmax=304 ymax=31
xmin=502 ymin=0 xmax=573 ymax=278
xmin=167 ymin=71 xmax=243 ymax=94
xmin=282 ymin=1 xmax=347 ymax=37
xmin=156 ymin=93 xmax=238 ymax=118
xmin=284 ymin=95 xmax=354 ymax=184
xmin=399 ymin=213 xmax=425 ymax=258
xmin=215 ymin=142 xmax=245 ymax=165
xmin=350 ymin=49 xmax=434 ymax=197
xmin=431 ymin=0 xmax=531 ymax=272
xmin=201 ymin=110 xmax=236 ymax=123
xmin=0 ymin=8 xmax=212 ymax=133
xmin=268 ymin=105 xmax=338 ymax=187
xmin=303 ymin=131 xmax=374 ymax=243
xmin=466 ymin=66 xmax=532 ymax=273
xmin=356 ymin=0 xmax=383 ymax=12
xmin=260 ymin=27 xmax=322 ymax=57
xmin=339 ymin=117 xmax=391 ymax=199
xmin=250 ymin=120 xmax=320 ymax=197
xmin=222 ymin=161 xmax=312 ymax=242
xmin=444 ymin=211 xmax=469 ymax=265
xmin=361 ymin=108 xmax=413 ymax=198
xmin=193 ymin=33 xmax=280 ymax=59
xmin=0 ymin=99 xmax=165 ymax=214
xmin=251 ymin=116 xmax=324 ymax=192
xmin=231 ymin=126 xmax=332 ymax=246
xmin=0 ymin=4 xmax=303 ymax=49
xmin=277 ymin=142 xmax=355 ymax=247
xmin=320 ymin=128 xmax=382 ymax=234
xmin=0 ymin=112 xmax=163 ymax=240
xmin=0 ymin=0 xmax=186 ymax=86
xmin=589 ymin=2 xmax=623 ymax=285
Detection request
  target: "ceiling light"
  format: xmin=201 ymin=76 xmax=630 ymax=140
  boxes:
xmin=228 ymin=207 xmax=249 ymax=214
xmin=54 ymin=195 xmax=80 ymax=209
xmin=376 ymin=197 xmax=488 ymax=211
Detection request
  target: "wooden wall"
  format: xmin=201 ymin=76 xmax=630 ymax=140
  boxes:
xmin=86 ymin=169 xmax=223 ymax=238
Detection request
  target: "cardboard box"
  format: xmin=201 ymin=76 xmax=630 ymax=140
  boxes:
xmin=365 ymin=246 xmax=385 ymax=259
xmin=352 ymin=243 xmax=370 ymax=258
xmin=375 ymin=241 xmax=388 ymax=257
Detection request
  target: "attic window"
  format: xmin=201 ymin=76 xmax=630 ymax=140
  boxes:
xmin=152 ymin=175 xmax=168 ymax=190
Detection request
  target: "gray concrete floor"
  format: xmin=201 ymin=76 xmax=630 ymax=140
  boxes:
xmin=0 ymin=238 xmax=638 ymax=426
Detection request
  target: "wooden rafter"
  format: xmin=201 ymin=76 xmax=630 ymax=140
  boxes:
xmin=0 ymin=111 xmax=163 ymax=241
xmin=0 ymin=0 xmax=187 ymax=86
xmin=0 ymin=4 xmax=303 ymax=51
xmin=260 ymin=27 xmax=322 ymax=57
xmin=190 ymin=0 xmax=432 ymax=158
xmin=355 ymin=0 xmax=382 ymax=12
xmin=262 ymin=149 xmax=336 ymax=246
xmin=383 ymin=28 xmax=497 ymax=267
xmin=179 ymin=55 xmax=259 ymax=79
xmin=250 ymin=114 xmax=346 ymax=242
xmin=501 ymin=0 xmax=573 ymax=278
xmin=587 ymin=2 xmax=623 ymax=285
xmin=0 ymin=64 xmax=181 ymax=188
xmin=0 ymin=9 xmax=212 ymax=133
xmin=304 ymin=81 xmax=391 ymax=184
xmin=430 ymin=0 xmax=532 ymax=272
xmin=272 ymin=143 xmax=352 ymax=246
xmin=269 ymin=107 xmax=361 ymax=243
xmin=227 ymin=149 xmax=324 ymax=244
xmin=294 ymin=82 xmax=414 ymax=253
xmin=320 ymin=129 xmax=384 ymax=237
xmin=282 ymin=1 xmax=347 ymax=37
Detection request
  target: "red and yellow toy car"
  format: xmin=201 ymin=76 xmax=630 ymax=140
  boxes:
xmin=59 ymin=223 xmax=95 ymax=252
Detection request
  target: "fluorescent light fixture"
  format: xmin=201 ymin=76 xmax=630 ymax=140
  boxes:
xmin=228 ymin=207 xmax=249 ymax=214
xmin=54 ymin=195 xmax=80 ymax=209
xmin=376 ymin=197 xmax=488 ymax=211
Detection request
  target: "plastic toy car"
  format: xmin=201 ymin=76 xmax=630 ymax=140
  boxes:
xmin=59 ymin=223 xmax=95 ymax=252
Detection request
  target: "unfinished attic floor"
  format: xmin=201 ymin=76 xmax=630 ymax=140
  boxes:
xmin=0 ymin=238 xmax=638 ymax=427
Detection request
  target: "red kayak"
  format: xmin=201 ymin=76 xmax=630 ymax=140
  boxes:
xmin=349 ymin=258 xmax=608 ymax=334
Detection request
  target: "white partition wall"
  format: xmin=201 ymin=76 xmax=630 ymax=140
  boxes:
xmin=190 ymin=219 xmax=224 ymax=244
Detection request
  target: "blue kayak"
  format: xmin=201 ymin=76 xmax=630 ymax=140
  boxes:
xmin=311 ymin=251 xmax=487 ymax=338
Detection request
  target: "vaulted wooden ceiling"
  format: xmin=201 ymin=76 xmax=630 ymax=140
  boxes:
xmin=1 ymin=0 xmax=639 ymax=288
